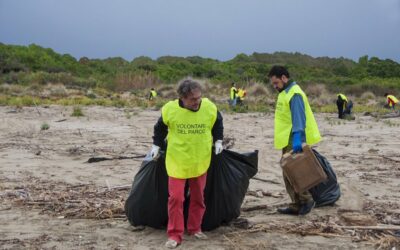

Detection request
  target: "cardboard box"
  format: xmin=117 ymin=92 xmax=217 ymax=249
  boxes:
xmin=280 ymin=145 xmax=327 ymax=193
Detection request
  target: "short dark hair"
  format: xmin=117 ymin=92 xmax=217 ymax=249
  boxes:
xmin=177 ymin=79 xmax=202 ymax=98
xmin=384 ymin=93 xmax=389 ymax=97
xmin=268 ymin=65 xmax=290 ymax=78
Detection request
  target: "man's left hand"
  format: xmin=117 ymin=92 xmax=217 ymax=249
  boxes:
xmin=292 ymin=132 xmax=303 ymax=153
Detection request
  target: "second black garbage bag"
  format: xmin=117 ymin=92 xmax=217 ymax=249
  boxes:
xmin=202 ymin=149 xmax=258 ymax=230
xmin=309 ymin=148 xmax=341 ymax=207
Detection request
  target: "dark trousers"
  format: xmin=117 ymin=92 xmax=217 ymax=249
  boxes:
xmin=336 ymin=99 xmax=344 ymax=119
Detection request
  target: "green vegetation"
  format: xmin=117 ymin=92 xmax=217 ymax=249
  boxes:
xmin=382 ymin=119 xmax=400 ymax=127
xmin=1 ymin=43 xmax=399 ymax=112
xmin=124 ymin=109 xmax=132 ymax=119
xmin=40 ymin=122 xmax=50 ymax=130
xmin=71 ymin=106 xmax=84 ymax=117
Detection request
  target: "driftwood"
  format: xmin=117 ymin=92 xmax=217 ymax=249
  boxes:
xmin=340 ymin=212 xmax=378 ymax=226
xmin=55 ymin=119 xmax=67 ymax=122
xmin=381 ymin=112 xmax=400 ymax=119
xmin=247 ymin=190 xmax=282 ymax=198
xmin=241 ymin=204 xmax=268 ymax=212
xmin=364 ymin=111 xmax=400 ymax=119
xmin=0 ymin=206 xmax=12 ymax=211
xmin=87 ymin=154 xmax=146 ymax=163
xmin=337 ymin=225 xmax=400 ymax=230
xmin=380 ymin=155 xmax=400 ymax=163
xmin=252 ymin=176 xmax=281 ymax=185
xmin=97 ymin=184 xmax=131 ymax=194
xmin=105 ymin=184 xmax=131 ymax=191
xmin=364 ymin=155 xmax=400 ymax=163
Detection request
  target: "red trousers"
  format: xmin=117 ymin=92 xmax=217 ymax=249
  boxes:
xmin=167 ymin=172 xmax=207 ymax=243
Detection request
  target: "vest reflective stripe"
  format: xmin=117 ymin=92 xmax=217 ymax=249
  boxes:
xmin=337 ymin=93 xmax=348 ymax=102
xmin=162 ymin=98 xmax=217 ymax=178
xmin=230 ymin=87 xmax=237 ymax=100
xmin=151 ymin=90 xmax=157 ymax=97
xmin=274 ymin=84 xmax=321 ymax=149
xmin=387 ymin=95 xmax=399 ymax=106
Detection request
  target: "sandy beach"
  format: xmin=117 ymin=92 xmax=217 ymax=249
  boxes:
xmin=1 ymin=105 xmax=399 ymax=249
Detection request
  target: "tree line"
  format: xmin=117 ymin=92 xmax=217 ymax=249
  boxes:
xmin=1 ymin=43 xmax=399 ymax=96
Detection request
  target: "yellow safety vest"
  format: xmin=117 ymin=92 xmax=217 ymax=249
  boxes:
xmin=238 ymin=89 xmax=245 ymax=100
xmin=337 ymin=93 xmax=348 ymax=102
xmin=151 ymin=90 xmax=157 ymax=97
xmin=230 ymin=87 xmax=237 ymax=100
xmin=274 ymin=84 xmax=321 ymax=149
xmin=162 ymin=98 xmax=217 ymax=179
xmin=387 ymin=95 xmax=399 ymax=106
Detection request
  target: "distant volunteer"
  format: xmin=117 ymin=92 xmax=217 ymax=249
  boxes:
xmin=336 ymin=93 xmax=353 ymax=119
xmin=384 ymin=93 xmax=399 ymax=110
xmin=237 ymin=87 xmax=247 ymax=105
xmin=150 ymin=79 xmax=224 ymax=249
xmin=230 ymin=82 xmax=238 ymax=107
xmin=148 ymin=88 xmax=157 ymax=100
xmin=269 ymin=65 xmax=321 ymax=216
xmin=336 ymin=93 xmax=348 ymax=119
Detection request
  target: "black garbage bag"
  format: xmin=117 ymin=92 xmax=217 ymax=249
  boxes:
xmin=124 ymin=153 xmax=168 ymax=229
xmin=124 ymin=149 xmax=258 ymax=230
xmin=202 ymin=149 xmax=258 ymax=231
xmin=309 ymin=149 xmax=341 ymax=207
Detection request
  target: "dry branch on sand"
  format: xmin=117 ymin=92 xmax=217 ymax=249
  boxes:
xmin=224 ymin=218 xmax=400 ymax=249
xmin=2 ymin=176 xmax=400 ymax=249
xmin=0 ymin=176 xmax=128 ymax=219
xmin=86 ymin=154 xmax=146 ymax=163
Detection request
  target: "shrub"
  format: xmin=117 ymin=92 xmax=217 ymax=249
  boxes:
xmin=71 ymin=106 xmax=84 ymax=117
xmin=5 ymin=84 xmax=25 ymax=95
xmin=40 ymin=122 xmax=50 ymax=130
xmin=248 ymin=83 xmax=269 ymax=97
xmin=0 ymin=84 xmax=11 ymax=94
xmin=49 ymin=84 xmax=68 ymax=97
xmin=305 ymin=84 xmax=327 ymax=98
xmin=113 ymin=72 xmax=161 ymax=92
xmin=360 ymin=91 xmax=376 ymax=100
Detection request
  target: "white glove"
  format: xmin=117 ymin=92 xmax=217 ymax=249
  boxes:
xmin=215 ymin=140 xmax=223 ymax=155
xmin=150 ymin=145 xmax=160 ymax=159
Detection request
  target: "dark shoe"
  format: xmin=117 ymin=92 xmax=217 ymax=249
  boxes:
xmin=298 ymin=201 xmax=315 ymax=215
xmin=277 ymin=207 xmax=299 ymax=215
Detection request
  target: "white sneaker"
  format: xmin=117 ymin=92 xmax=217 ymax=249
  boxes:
xmin=194 ymin=231 xmax=208 ymax=240
xmin=165 ymin=239 xmax=178 ymax=249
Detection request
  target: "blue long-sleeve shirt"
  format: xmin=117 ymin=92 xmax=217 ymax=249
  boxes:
xmin=285 ymin=81 xmax=306 ymax=142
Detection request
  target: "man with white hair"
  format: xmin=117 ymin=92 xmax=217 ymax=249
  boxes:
xmin=150 ymin=79 xmax=224 ymax=248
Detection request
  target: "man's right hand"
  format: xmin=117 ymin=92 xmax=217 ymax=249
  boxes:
xmin=150 ymin=145 xmax=160 ymax=159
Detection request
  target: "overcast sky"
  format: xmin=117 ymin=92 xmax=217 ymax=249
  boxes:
xmin=1 ymin=0 xmax=399 ymax=62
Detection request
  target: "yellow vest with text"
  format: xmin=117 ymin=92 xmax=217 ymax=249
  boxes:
xmin=387 ymin=95 xmax=399 ymax=106
xmin=274 ymin=84 xmax=321 ymax=149
xmin=337 ymin=93 xmax=348 ymax=102
xmin=230 ymin=87 xmax=237 ymax=100
xmin=162 ymin=98 xmax=217 ymax=179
